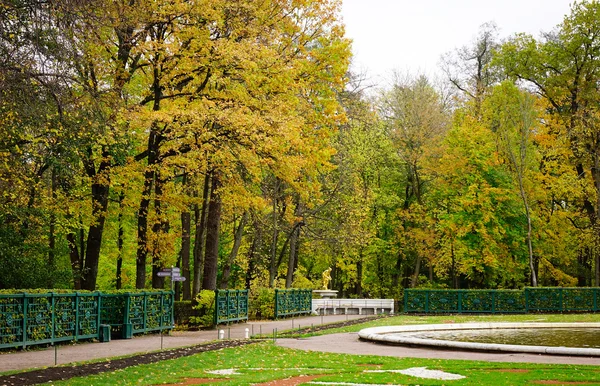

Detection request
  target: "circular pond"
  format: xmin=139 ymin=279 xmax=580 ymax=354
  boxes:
xmin=358 ymin=323 xmax=600 ymax=356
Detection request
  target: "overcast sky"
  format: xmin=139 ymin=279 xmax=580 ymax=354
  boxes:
xmin=341 ymin=0 xmax=573 ymax=87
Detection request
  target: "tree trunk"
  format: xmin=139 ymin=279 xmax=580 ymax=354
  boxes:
xmin=180 ymin=210 xmax=192 ymax=299
xmin=202 ymin=172 xmax=221 ymax=291
xmin=136 ymin=167 xmax=153 ymax=289
xmin=285 ymin=200 xmax=302 ymax=288
xmin=269 ymin=196 xmax=280 ymax=288
xmin=355 ymin=252 xmax=363 ymax=297
xmin=151 ymin=174 xmax=168 ymax=289
xmin=285 ymin=226 xmax=299 ymax=288
xmin=81 ymin=150 xmax=110 ymax=291
xmin=245 ymin=216 xmax=261 ymax=289
xmin=48 ymin=167 xmax=57 ymax=288
xmin=136 ymin=123 xmax=161 ymax=289
xmin=410 ymin=253 xmax=421 ymax=288
xmin=192 ymin=172 xmax=211 ymax=298
xmin=116 ymin=192 xmax=125 ymax=290
xmin=220 ymin=211 xmax=248 ymax=289
xmin=67 ymin=232 xmax=81 ymax=290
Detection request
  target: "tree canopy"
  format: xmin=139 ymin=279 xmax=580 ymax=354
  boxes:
xmin=1 ymin=0 xmax=599 ymax=294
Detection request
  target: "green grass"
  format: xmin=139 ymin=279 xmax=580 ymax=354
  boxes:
xmin=22 ymin=314 xmax=600 ymax=385
xmin=54 ymin=341 xmax=600 ymax=385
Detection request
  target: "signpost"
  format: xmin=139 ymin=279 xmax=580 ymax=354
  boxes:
xmin=157 ymin=266 xmax=186 ymax=291
xmin=157 ymin=266 xmax=186 ymax=331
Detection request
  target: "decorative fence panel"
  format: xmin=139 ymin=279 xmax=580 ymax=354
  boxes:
xmin=405 ymin=288 xmax=600 ymax=314
xmin=0 ymin=291 xmax=173 ymax=349
xmin=274 ymin=289 xmax=312 ymax=318
xmin=214 ymin=289 xmax=248 ymax=325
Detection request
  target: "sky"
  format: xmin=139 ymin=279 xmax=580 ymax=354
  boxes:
xmin=341 ymin=0 xmax=573 ymax=87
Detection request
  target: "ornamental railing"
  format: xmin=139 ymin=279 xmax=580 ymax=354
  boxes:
xmin=404 ymin=288 xmax=600 ymax=314
xmin=0 ymin=291 xmax=173 ymax=349
xmin=100 ymin=291 xmax=174 ymax=338
xmin=274 ymin=289 xmax=312 ymax=318
xmin=214 ymin=289 xmax=248 ymax=325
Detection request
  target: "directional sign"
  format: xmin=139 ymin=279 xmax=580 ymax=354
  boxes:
xmin=162 ymin=267 xmax=180 ymax=273
xmin=157 ymin=271 xmax=172 ymax=277
xmin=172 ymin=276 xmax=186 ymax=281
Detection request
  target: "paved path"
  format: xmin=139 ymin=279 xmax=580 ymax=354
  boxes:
xmin=0 ymin=314 xmax=367 ymax=373
xmin=276 ymin=332 xmax=600 ymax=366
xmin=1 ymin=314 xmax=599 ymax=374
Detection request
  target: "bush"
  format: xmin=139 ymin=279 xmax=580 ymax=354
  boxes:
xmin=189 ymin=290 xmax=215 ymax=327
xmin=249 ymin=287 xmax=275 ymax=320
xmin=174 ymin=301 xmax=193 ymax=325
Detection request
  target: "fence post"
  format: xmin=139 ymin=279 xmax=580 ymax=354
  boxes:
xmin=142 ymin=292 xmax=148 ymax=333
xmin=559 ymin=288 xmax=563 ymax=313
xmin=96 ymin=292 xmax=102 ymax=339
xmin=21 ymin=293 xmax=28 ymax=349
xmin=274 ymin=289 xmax=279 ymax=319
xmin=226 ymin=290 xmax=231 ymax=323
xmin=492 ymin=290 xmax=496 ymax=314
xmin=51 ymin=292 xmax=56 ymax=342
xmin=74 ymin=292 xmax=80 ymax=341
xmin=213 ymin=290 xmax=219 ymax=326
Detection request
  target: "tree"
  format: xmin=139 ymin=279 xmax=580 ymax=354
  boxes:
xmin=441 ymin=22 xmax=501 ymax=115
xmin=378 ymin=75 xmax=450 ymax=287
xmin=483 ymin=82 xmax=541 ymax=286
xmin=496 ymin=0 xmax=600 ymax=285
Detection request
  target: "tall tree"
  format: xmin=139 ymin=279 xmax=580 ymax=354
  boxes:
xmin=496 ymin=0 xmax=600 ymax=285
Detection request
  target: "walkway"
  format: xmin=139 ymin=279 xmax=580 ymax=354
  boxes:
xmin=0 ymin=314 xmax=366 ymax=373
xmin=1 ymin=314 xmax=599 ymax=375
xmin=276 ymin=332 xmax=600 ymax=366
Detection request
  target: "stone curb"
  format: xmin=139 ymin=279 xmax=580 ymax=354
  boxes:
xmin=358 ymin=322 xmax=600 ymax=357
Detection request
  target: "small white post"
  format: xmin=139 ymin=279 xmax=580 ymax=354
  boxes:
xmin=244 ymin=328 xmax=250 ymax=339
xmin=219 ymin=329 xmax=225 ymax=340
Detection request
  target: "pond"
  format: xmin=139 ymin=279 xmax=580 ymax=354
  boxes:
xmin=357 ymin=323 xmax=600 ymax=356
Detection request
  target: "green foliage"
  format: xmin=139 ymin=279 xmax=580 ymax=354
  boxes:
xmin=190 ymin=290 xmax=215 ymax=327
xmin=174 ymin=301 xmax=193 ymax=325
xmin=249 ymin=287 xmax=275 ymax=320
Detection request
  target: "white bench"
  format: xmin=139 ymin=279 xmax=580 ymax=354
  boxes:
xmin=312 ymin=298 xmax=394 ymax=315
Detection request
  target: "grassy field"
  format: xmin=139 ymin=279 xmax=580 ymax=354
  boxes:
xmin=52 ymin=313 xmax=600 ymax=385
xmin=52 ymin=341 xmax=600 ymax=385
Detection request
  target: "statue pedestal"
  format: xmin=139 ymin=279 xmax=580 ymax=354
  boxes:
xmin=313 ymin=290 xmax=338 ymax=299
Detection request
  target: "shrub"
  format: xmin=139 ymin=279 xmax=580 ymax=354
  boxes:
xmin=174 ymin=301 xmax=193 ymax=325
xmin=249 ymin=287 xmax=274 ymax=320
xmin=189 ymin=290 xmax=215 ymax=327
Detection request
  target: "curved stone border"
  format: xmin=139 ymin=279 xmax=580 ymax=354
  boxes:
xmin=358 ymin=323 xmax=600 ymax=357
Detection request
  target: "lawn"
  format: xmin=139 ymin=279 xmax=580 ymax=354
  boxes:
xmin=50 ymin=341 xmax=600 ymax=385
xmin=51 ymin=313 xmax=600 ymax=385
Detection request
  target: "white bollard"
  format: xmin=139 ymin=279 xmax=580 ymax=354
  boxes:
xmin=245 ymin=328 xmax=250 ymax=339
xmin=219 ymin=329 xmax=225 ymax=340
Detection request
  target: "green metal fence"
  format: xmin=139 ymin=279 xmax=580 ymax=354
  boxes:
xmin=274 ymin=289 xmax=312 ymax=318
xmin=404 ymin=288 xmax=600 ymax=314
xmin=214 ymin=289 xmax=248 ymax=325
xmin=0 ymin=291 xmax=173 ymax=349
